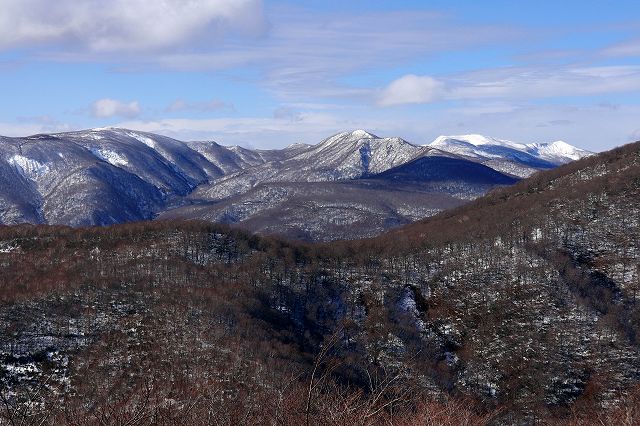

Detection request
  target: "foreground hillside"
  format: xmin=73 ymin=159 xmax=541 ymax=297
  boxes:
xmin=0 ymin=142 xmax=636 ymax=424
xmin=0 ymin=128 xmax=588 ymax=240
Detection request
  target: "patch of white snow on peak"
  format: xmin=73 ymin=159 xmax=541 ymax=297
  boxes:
xmin=430 ymin=134 xmax=526 ymax=150
xmin=82 ymin=128 xmax=116 ymax=140
xmin=8 ymin=155 xmax=49 ymax=179
xmin=85 ymin=133 xmax=103 ymax=141
xmin=127 ymin=132 xmax=156 ymax=149
xmin=528 ymin=140 xmax=592 ymax=162
xmin=348 ymin=129 xmax=377 ymax=139
xmin=318 ymin=130 xmax=379 ymax=149
xmin=286 ymin=142 xmax=312 ymax=149
xmin=89 ymin=147 xmax=129 ymax=167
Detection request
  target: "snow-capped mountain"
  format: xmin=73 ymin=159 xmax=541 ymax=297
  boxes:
xmin=0 ymin=128 xmax=589 ymax=239
xmin=527 ymin=140 xmax=592 ymax=163
xmin=428 ymin=134 xmax=593 ymax=177
xmin=193 ymin=130 xmax=436 ymax=201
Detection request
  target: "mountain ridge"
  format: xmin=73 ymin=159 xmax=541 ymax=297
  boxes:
xmin=428 ymin=134 xmax=593 ymax=177
xmin=0 ymin=128 xmax=591 ymax=239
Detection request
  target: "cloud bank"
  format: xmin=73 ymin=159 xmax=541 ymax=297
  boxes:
xmin=0 ymin=0 xmax=266 ymax=52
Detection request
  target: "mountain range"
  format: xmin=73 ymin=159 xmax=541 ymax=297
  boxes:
xmin=0 ymin=128 xmax=591 ymax=240
xmin=1 ymin=140 xmax=638 ymax=424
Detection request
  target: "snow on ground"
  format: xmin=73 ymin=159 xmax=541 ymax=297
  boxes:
xmin=89 ymin=147 xmax=129 ymax=167
xmin=8 ymin=155 xmax=49 ymax=179
xmin=127 ymin=132 xmax=156 ymax=149
xmin=528 ymin=140 xmax=592 ymax=162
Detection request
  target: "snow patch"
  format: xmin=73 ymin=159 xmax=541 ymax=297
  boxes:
xmin=89 ymin=147 xmax=129 ymax=167
xmin=350 ymin=129 xmax=376 ymax=139
xmin=320 ymin=130 xmax=378 ymax=148
xmin=0 ymin=241 xmax=20 ymax=253
xmin=9 ymin=155 xmax=49 ymax=179
xmin=532 ymin=228 xmax=543 ymax=241
xmin=127 ymin=132 xmax=156 ymax=149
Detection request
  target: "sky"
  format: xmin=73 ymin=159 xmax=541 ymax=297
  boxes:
xmin=1 ymin=0 xmax=640 ymax=151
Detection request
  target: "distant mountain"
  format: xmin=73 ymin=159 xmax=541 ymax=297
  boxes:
xmin=372 ymin=155 xmax=519 ymax=186
xmin=161 ymin=156 xmax=519 ymax=241
xmin=0 ymin=129 xmax=216 ymax=226
xmin=191 ymin=130 xmax=436 ymax=201
xmin=428 ymin=134 xmax=592 ymax=177
xmin=161 ymin=180 xmax=468 ymax=241
xmin=0 ymin=128 xmax=589 ymax=239
xmin=172 ymin=131 xmax=528 ymax=240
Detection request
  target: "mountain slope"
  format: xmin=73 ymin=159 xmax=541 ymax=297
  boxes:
xmin=160 ymin=180 xmax=468 ymax=241
xmin=0 ymin=141 xmax=638 ymax=424
xmin=428 ymin=134 xmax=592 ymax=177
xmin=191 ymin=130 xmax=436 ymax=201
xmin=0 ymin=129 xmax=222 ymax=225
xmin=162 ymin=154 xmax=519 ymax=240
xmin=373 ymin=155 xmax=519 ymax=186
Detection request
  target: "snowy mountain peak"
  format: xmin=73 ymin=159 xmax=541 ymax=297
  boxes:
xmin=528 ymin=140 xmax=592 ymax=162
xmin=347 ymin=129 xmax=377 ymax=139
xmin=431 ymin=134 xmax=525 ymax=150
xmin=428 ymin=134 xmax=592 ymax=169
xmin=321 ymin=130 xmax=378 ymax=145
xmin=286 ymin=142 xmax=313 ymax=149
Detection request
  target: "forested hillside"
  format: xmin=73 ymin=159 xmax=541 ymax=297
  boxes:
xmin=0 ymin=142 xmax=638 ymax=425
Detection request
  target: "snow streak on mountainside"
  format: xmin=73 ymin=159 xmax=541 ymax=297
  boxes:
xmin=0 ymin=128 xmax=589 ymax=239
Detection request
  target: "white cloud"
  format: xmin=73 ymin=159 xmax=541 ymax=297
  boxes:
xmin=108 ymin=101 xmax=640 ymax=152
xmin=379 ymin=65 xmax=640 ymax=106
xmin=28 ymin=8 xmax=515 ymax=103
xmin=0 ymin=0 xmax=266 ymax=52
xmin=4 ymin=99 xmax=638 ymax=153
xmin=91 ymin=99 xmax=141 ymax=118
xmin=378 ymin=75 xmax=445 ymax=106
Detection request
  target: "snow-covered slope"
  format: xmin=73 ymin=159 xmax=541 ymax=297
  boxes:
xmin=0 ymin=128 xmax=590 ymax=238
xmin=0 ymin=128 xmax=223 ymax=225
xmin=428 ymin=134 xmax=593 ymax=177
xmin=527 ymin=140 xmax=591 ymax=163
xmin=193 ymin=130 xmax=437 ymax=200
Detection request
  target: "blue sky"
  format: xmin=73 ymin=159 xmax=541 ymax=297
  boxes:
xmin=1 ymin=0 xmax=640 ymax=151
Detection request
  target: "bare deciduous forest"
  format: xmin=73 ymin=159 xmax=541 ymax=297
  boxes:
xmin=1 ymin=142 xmax=639 ymax=425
